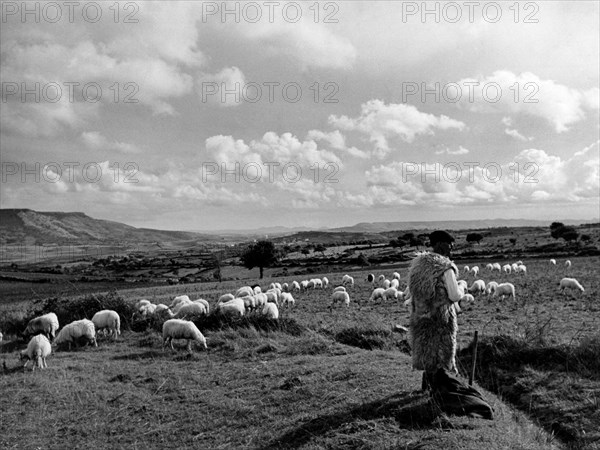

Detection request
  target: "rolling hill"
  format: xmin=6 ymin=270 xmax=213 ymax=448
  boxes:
xmin=0 ymin=209 xmax=208 ymax=245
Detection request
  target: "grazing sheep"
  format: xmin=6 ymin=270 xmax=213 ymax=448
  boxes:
xmin=54 ymin=319 xmax=97 ymax=350
xmin=193 ymin=299 xmax=210 ymax=313
xmin=171 ymin=298 xmax=193 ymax=315
xmin=515 ymin=265 xmax=527 ymax=276
xmin=463 ymin=265 xmax=470 ymax=274
xmin=218 ymin=293 xmax=235 ymax=304
xmin=216 ymin=298 xmax=245 ymax=317
xmin=0 ymin=331 xmax=3 ymax=341
xmin=511 ymin=263 xmax=519 ymax=272
xmin=408 ymin=252 xmax=463 ymax=378
xmin=492 ymin=263 xmax=502 ymax=273
xmin=155 ymin=304 xmax=174 ymax=320
xmin=265 ymin=291 xmax=279 ymax=306
xmin=457 ymin=279 xmax=468 ymax=295
xmin=390 ymin=278 xmax=400 ymax=289
xmin=262 ymin=302 xmax=279 ymax=319
xmin=253 ymin=286 xmax=262 ymax=295
xmin=565 ymin=260 xmax=572 ymax=269
xmin=253 ymin=293 xmax=268 ymax=308
xmin=369 ymin=288 xmax=386 ymax=302
xmin=493 ymin=283 xmax=516 ymax=301
xmin=91 ymin=310 xmax=121 ymax=340
xmin=21 ymin=334 xmax=51 ymax=371
xmin=235 ymin=286 xmax=254 ymax=298
xmin=333 ymin=286 xmax=346 ymax=293
xmin=136 ymin=299 xmax=151 ymax=310
xmin=367 ymin=273 xmax=375 ymax=284
xmin=292 ymin=281 xmax=301 ymax=292
xmin=462 ymin=293 xmax=475 ymax=303
xmin=139 ymin=303 xmax=157 ymax=316
xmin=382 ymin=279 xmax=391 ymax=289
xmin=300 ymin=280 xmax=309 ymax=290
xmin=311 ymin=278 xmax=323 ymax=289
xmin=162 ymin=319 xmax=206 ymax=352
xmin=330 ymin=291 xmax=350 ymax=309
xmin=169 ymin=295 xmax=190 ymax=309
xmin=392 ymin=272 xmax=401 ymax=281
xmin=378 ymin=274 xmax=386 ymax=284
xmin=342 ymin=274 xmax=354 ymax=287
xmin=322 ymin=277 xmax=329 ymax=288
xmin=242 ymin=295 xmax=257 ymax=312
xmin=24 ymin=313 xmax=59 ymax=341
xmin=550 ymin=259 xmax=556 ymax=266
xmin=281 ymin=292 xmax=295 ymax=308
xmin=384 ymin=287 xmax=402 ymax=301
xmin=502 ymin=264 xmax=512 ymax=274
xmin=485 ymin=263 xmax=493 ymax=271
xmin=560 ymin=277 xmax=584 ymax=293
xmin=282 ymin=282 xmax=289 ymax=292
xmin=468 ymin=280 xmax=486 ymax=296
xmin=175 ymin=302 xmax=207 ymax=319
xmin=485 ymin=281 xmax=498 ymax=296
xmin=470 ymin=266 xmax=480 ymax=277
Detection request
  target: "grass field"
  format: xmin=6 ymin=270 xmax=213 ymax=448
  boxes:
xmin=1 ymin=255 xmax=598 ymax=449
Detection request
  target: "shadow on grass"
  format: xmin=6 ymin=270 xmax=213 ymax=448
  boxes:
xmin=262 ymin=390 xmax=440 ymax=449
xmin=112 ymin=350 xmax=164 ymax=360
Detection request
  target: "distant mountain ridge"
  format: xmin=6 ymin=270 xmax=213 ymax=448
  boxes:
xmin=0 ymin=209 xmax=206 ymax=245
xmin=1 ymin=209 xmax=597 ymax=245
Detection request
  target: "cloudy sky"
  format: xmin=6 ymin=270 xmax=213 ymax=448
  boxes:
xmin=1 ymin=1 xmax=599 ymax=231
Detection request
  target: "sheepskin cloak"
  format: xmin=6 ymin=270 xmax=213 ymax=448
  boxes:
xmin=408 ymin=252 xmax=459 ymax=373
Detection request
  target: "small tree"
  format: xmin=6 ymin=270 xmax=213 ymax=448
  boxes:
xmin=314 ymin=244 xmax=327 ymax=256
xmin=410 ymin=237 xmax=424 ymax=248
xmin=466 ymin=233 xmax=484 ymax=244
xmin=356 ymin=253 xmax=370 ymax=266
xmin=509 ymin=237 xmax=517 ymax=246
xmin=241 ymin=240 xmax=279 ymax=279
xmin=560 ymin=227 xmax=579 ymax=243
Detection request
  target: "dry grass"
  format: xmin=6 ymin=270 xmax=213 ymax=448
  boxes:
xmin=1 ymin=255 xmax=598 ymax=449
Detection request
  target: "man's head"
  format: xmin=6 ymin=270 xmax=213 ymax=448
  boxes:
xmin=429 ymin=230 xmax=455 ymax=257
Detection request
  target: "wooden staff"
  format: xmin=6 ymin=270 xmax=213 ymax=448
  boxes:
xmin=469 ymin=330 xmax=479 ymax=386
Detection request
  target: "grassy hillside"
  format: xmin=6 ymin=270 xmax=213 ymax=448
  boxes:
xmin=2 ymin=256 xmax=598 ymax=448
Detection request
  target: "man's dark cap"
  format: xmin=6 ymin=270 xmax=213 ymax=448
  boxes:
xmin=429 ymin=230 xmax=455 ymax=245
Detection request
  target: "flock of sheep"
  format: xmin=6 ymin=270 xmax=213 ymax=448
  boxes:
xmin=11 ymin=257 xmax=586 ymax=370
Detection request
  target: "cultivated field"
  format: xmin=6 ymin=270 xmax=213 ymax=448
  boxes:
xmin=1 ymin=255 xmax=598 ymax=449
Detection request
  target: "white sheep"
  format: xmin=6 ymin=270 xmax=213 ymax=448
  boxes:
xmin=485 ymin=263 xmax=493 ymax=271
xmin=175 ymin=302 xmax=207 ymax=319
xmin=274 ymin=282 xmax=282 ymax=290
xmin=382 ymin=279 xmax=391 ymax=289
xmin=378 ymin=274 xmax=386 ymax=284
xmin=463 ymin=265 xmax=470 ymax=274
xmin=281 ymin=292 xmax=295 ymax=308
xmin=515 ymin=265 xmax=527 ymax=276
xmin=262 ymin=302 xmax=279 ymax=319
xmin=193 ymin=299 xmax=210 ymax=313
xmin=21 ymin=334 xmax=51 ymax=371
xmin=253 ymin=286 xmax=262 ymax=295
xmin=333 ymin=286 xmax=346 ymax=293
xmin=330 ymin=291 xmax=350 ymax=309
xmin=511 ymin=263 xmax=519 ymax=272
xmin=311 ymin=278 xmax=323 ymax=289
xmin=136 ymin=299 xmax=151 ymax=310
xmin=242 ymin=295 xmax=257 ymax=311
xmin=565 ymin=260 xmax=572 ymax=269
xmin=550 ymin=259 xmax=556 ymax=266
xmin=216 ymin=298 xmax=245 ymax=317
xmin=493 ymin=283 xmax=516 ymax=301
xmin=485 ymin=281 xmax=498 ymax=296
xmin=502 ymin=264 xmax=512 ymax=274
xmin=560 ymin=277 xmax=584 ymax=293
xmin=265 ymin=291 xmax=279 ymax=306
xmin=282 ymin=282 xmax=289 ymax=292
xmin=235 ymin=286 xmax=254 ymax=298
xmin=492 ymin=263 xmax=502 ymax=272
xmin=253 ymin=293 xmax=267 ymax=308
xmin=390 ymin=278 xmax=400 ymax=289
xmin=300 ymin=280 xmax=309 ymax=290
xmin=470 ymin=266 xmax=480 ymax=277
xmin=291 ymin=281 xmax=301 ymax=292
xmin=457 ymin=279 xmax=468 ymax=295
xmin=24 ymin=312 xmax=59 ymax=341
xmin=342 ymin=274 xmax=354 ymax=287
xmin=467 ymin=280 xmax=486 ymax=296
xmin=162 ymin=319 xmax=207 ymax=352
xmin=54 ymin=319 xmax=97 ymax=350
xmin=91 ymin=310 xmax=121 ymax=340
xmin=171 ymin=298 xmax=193 ymax=315
xmin=218 ymin=293 xmax=235 ymax=304
xmin=369 ymin=288 xmax=386 ymax=302
xmin=0 ymin=330 xmax=3 ymax=341
xmin=322 ymin=277 xmax=329 ymax=288
xmin=139 ymin=303 xmax=157 ymax=316
xmin=155 ymin=304 xmax=174 ymax=320
xmin=169 ymin=295 xmax=190 ymax=309
xmin=384 ymin=287 xmax=403 ymax=302
xmin=392 ymin=272 xmax=401 ymax=281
